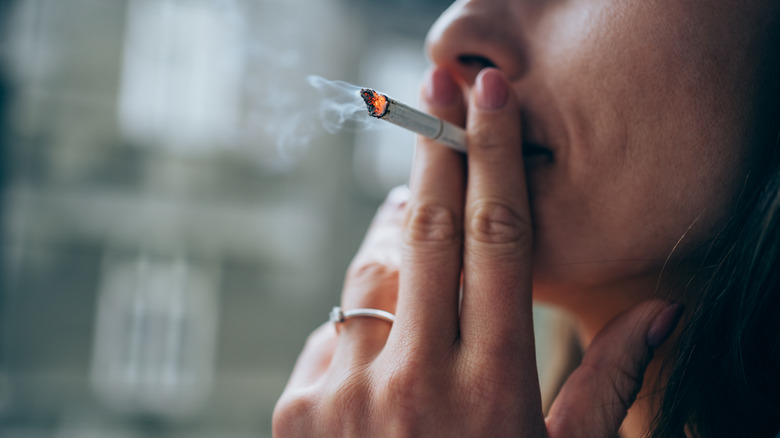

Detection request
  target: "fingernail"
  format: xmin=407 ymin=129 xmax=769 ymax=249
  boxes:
xmin=647 ymin=303 xmax=683 ymax=349
xmin=475 ymin=68 xmax=508 ymax=110
xmin=425 ymin=67 xmax=459 ymax=107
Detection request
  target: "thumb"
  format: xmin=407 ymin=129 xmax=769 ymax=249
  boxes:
xmin=545 ymin=300 xmax=683 ymax=438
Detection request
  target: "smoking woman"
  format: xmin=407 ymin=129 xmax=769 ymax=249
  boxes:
xmin=275 ymin=0 xmax=780 ymax=437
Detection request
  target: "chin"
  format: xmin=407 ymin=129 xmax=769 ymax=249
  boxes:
xmin=529 ymin=239 xmax=669 ymax=313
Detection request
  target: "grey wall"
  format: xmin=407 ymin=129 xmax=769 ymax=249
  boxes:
xmin=0 ymin=0 xmax=450 ymax=436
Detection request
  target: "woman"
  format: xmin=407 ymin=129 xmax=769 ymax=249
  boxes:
xmin=274 ymin=0 xmax=780 ymax=436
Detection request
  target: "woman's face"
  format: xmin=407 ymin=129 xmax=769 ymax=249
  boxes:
xmin=426 ymin=0 xmax=774 ymax=301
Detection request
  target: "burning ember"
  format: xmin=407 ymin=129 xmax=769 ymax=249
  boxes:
xmin=360 ymin=89 xmax=389 ymax=118
xmin=358 ymin=86 xmax=466 ymax=152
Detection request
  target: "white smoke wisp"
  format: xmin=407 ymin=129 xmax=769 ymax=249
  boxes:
xmin=266 ymin=75 xmax=383 ymax=170
xmin=304 ymin=75 xmax=382 ymax=134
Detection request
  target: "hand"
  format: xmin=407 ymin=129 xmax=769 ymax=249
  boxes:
xmin=273 ymin=67 xmax=682 ymax=437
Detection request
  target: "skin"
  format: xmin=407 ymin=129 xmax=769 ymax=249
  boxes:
xmin=426 ymin=0 xmax=770 ymax=318
xmin=275 ymin=0 xmax=776 ymax=436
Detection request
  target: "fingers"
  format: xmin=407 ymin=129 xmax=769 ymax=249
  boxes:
xmin=332 ymin=186 xmax=408 ymax=365
xmin=393 ymin=66 xmax=466 ymax=351
xmin=279 ymin=188 xmax=412 ymax=432
xmin=459 ymin=69 xmax=535 ymax=357
xmin=342 ymin=185 xmax=407 ymax=310
xmin=546 ymin=300 xmax=683 ymax=438
xmin=283 ymin=323 xmax=339 ymax=391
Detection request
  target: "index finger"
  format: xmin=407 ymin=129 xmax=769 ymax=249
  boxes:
xmin=460 ymin=69 xmax=535 ymax=359
xmin=389 ymin=66 xmax=466 ymax=357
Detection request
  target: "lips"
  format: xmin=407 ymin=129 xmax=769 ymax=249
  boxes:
xmin=522 ymin=142 xmax=554 ymax=165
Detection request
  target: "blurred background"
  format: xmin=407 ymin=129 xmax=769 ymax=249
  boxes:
xmin=0 ymin=0 xmax=453 ymax=436
xmin=0 ymin=0 xmax=568 ymax=436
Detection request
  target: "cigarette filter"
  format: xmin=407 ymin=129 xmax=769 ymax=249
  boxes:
xmin=361 ymin=89 xmax=467 ymax=153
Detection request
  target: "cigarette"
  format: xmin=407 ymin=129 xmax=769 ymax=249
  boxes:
xmin=360 ymin=88 xmax=467 ymax=153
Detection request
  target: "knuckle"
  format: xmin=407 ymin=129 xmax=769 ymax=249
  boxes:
xmin=377 ymin=361 xmax=437 ymax=424
xmin=383 ymin=362 xmax=426 ymax=397
xmin=319 ymin=371 xmax=373 ymax=433
xmin=343 ymin=260 xmax=398 ymax=311
xmin=577 ymin=360 xmax=641 ymax=414
xmin=273 ymin=392 xmax=317 ymax=437
xmin=609 ymin=362 xmax=643 ymax=410
xmin=404 ymin=202 xmax=460 ymax=245
xmin=612 ymin=361 xmax=643 ymax=387
xmin=581 ymin=354 xmax=643 ymax=392
xmin=346 ymin=260 xmax=399 ymax=286
xmin=303 ymin=323 xmax=335 ymax=350
xmin=467 ymin=200 xmax=530 ymax=247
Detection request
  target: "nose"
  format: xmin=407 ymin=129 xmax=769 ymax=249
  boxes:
xmin=426 ymin=0 xmax=527 ymax=86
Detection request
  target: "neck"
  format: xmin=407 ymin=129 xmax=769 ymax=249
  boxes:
xmin=537 ymin=272 xmax=685 ymax=438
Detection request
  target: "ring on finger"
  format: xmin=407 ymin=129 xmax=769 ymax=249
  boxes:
xmin=329 ymin=306 xmax=395 ymax=326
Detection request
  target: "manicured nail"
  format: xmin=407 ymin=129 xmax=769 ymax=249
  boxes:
xmin=425 ymin=67 xmax=459 ymax=107
xmin=475 ymin=68 xmax=508 ymax=110
xmin=647 ymin=303 xmax=684 ymax=349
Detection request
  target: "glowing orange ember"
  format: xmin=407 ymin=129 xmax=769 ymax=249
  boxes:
xmin=361 ymin=89 xmax=389 ymax=118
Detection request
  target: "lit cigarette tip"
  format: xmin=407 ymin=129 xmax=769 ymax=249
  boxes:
xmin=360 ymin=88 xmax=389 ymax=118
xmin=360 ymin=86 xmax=467 ymax=153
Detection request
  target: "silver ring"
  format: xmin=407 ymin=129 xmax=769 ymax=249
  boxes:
xmin=329 ymin=306 xmax=395 ymax=324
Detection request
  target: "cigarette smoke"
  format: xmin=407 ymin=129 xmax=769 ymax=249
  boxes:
xmin=264 ymin=75 xmax=384 ymax=171
xmin=305 ymin=75 xmax=381 ymax=134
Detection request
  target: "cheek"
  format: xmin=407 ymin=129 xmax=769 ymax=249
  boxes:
xmin=527 ymin=170 xmax=668 ymax=290
xmin=529 ymin=73 xmax=747 ymax=290
xmin=528 ymin=121 xmax=750 ymax=292
xmin=526 ymin=1 xmax=755 ymax=291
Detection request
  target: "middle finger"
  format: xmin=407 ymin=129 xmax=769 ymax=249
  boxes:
xmin=460 ymin=68 xmax=535 ymax=359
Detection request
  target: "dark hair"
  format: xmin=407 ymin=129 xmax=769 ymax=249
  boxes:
xmin=650 ymin=164 xmax=780 ymax=437
xmin=650 ymin=25 xmax=780 ymax=436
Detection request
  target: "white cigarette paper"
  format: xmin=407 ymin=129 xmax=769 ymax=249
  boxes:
xmin=361 ymin=89 xmax=467 ymax=153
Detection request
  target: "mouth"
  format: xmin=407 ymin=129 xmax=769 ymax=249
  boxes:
xmin=522 ymin=142 xmax=554 ymax=166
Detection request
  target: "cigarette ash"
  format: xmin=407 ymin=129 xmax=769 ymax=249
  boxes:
xmin=360 ymin=89 xmax=389 ymax=118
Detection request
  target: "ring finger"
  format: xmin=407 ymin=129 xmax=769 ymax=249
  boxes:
xmin=330 ymin=186 xmax=408 ymax=366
